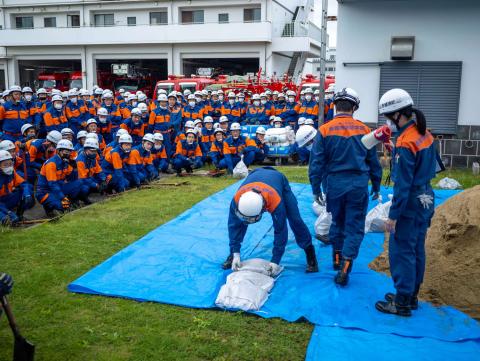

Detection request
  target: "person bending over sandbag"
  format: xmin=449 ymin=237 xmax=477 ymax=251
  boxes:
xmin=222 ymin=167 xmax=318 ymax=274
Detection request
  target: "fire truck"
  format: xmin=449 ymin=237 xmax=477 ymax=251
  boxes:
xmin=154 ymin=75 xmax=216 ymax=96
xmin=38 ymin=72 xmax=70 ymax=92
xmin=297 ymin=74 xmax=336 ymax=98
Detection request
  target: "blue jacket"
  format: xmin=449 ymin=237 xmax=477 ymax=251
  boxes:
xmin=309 ymin=114 xmax=382 ymax=196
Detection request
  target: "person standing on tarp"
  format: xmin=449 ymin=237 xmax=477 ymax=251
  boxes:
xmin=375 ymin=89 xmax=436 ymax=317
xmin=309 ymin=88 xmax=382 ymax=286
xmin=222 ymin=166 xmax=319 ymax=274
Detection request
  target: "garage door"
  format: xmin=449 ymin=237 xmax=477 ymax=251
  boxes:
xmin=379 ymin=61 xmax=462 ymax=135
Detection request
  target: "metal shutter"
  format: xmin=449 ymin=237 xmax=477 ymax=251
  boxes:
xmin=379 ymin=61 xmax=462 ymax=135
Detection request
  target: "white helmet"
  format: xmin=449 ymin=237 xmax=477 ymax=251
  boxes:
xmin=236 ymin=191 xmax=265 ymax=224
xmin=46 ymin=130 xmax=62 ymax=144
xmin=138 ymin=103 xmax=148 ymax=112
xmin=168 ymin=92 xmax=177 ymax=99
xmin=0 ymin=150 xmax=12 ymax=163
xmin=56 ymin=139 xmax=74 ymax=151
xmin=94 ymin=88 xmax=104 ymax=95
xmin=287 ymin=90 xmax=296 ymax=97
xmin=79 ymin=88 xmax=90 ymax=96
xmin=193 ymin=119 xmax=202 ymax=127
xmin=185 ymin=120 xmax=195 ymax=128
xmin=304 ymin=87 xmax=313 ymax=94
xmin=194 ymin=91 xmax=202 ymax=97
xmin=298 ymin=117 xmax=306 ymax=126
xmin=202 ymin=89 xmax=209 ymax=96
xmin=119 ymin=88 xmax=125 ymax=94
xmin=305 ymin=118 xmax=314 ymax=126
xmin=187 ymin=94 xmax=196 ymax=100
xmin=265 ymin=89 xmax=272 ymax=95
xmin=203 ymin=116 xmax=213 ymax=123
xmin=0 ymin=140 xmax=15 ymax=152
xmin=157 ymin=89 xmax=167 ymax=95
xmin=138 ymin=94 xmax=147 ymax=102
xmin=142 ymin=133 xmax=155 ymax=144
xmin=378 ymin=88 xmax=414 ymax=115
xmin=214 ymin=127 xmax=225 ymax=135
xmin=274 ymin=116 xmax=283 ymax=123
xmin=61 ymin=128 xmax=74 ymax=136
xmin=119 ymin=134 xmax=133 ymax=144
xmin=260 ymin=92 xmax=267 ymax=98
xmin=127 ymin=94 xmax=138 ymax=102
xmin=77 ymin=130 xmax=88 ymax=140
xmin=186 ymin=128 xmax=197 ymax=137
xmin=131 ymin=108 xmax=142 ymax=117
xmin=84 ymin=138 xmax=99 ymax=150
xmin=252 ymin=94 xmax=260 ymax=100
xmin=157 ymin=94 xmax=168 ymax=102
xmin=116 ymin=129 xmax=128 ymax=137
xmin=51 ymin=89 xmax=61 ymax=96
xmin=278 ymin=93 xmax=285 ymax=99
xmin=228 ymin=92 xmax=236 ymax=98
xmin=295 ymin=125 xmax=318 ymax=148
xmin=97 ymin=107 xmax=109 ymax=116
xmin=51 ymin=94 xmax=63 ymax=102
xmin=86 ymin=118 xmax=97 ymax=126
xmin=22 ymin=86 xmax=33 ymax=93
xmin=68 ymin=89 xmax=78 ymax=97
xmin=102 ymin=91 xmax=114 ymax=99
xmin=36 ymin=88 xmax=47 ymax=95
xmin=21 ymin=123 xmax=34 ymax=135
xmin=9 ymin=85 xmax=21 ymax=93
xmin=86 ymin=133 xmax=98 ymax=141
xmin=219 ymin=116 xmax=229 ymax=123
xmin=136 ymin=90 xmax=143 ymax=96
xmin=333 ymin=87 xmax=360 ymax=109
xmin=184 ymin=89 xmax=192 ymax=96
xmin=256 ymin=126 xmax=266 ymax=135
xmin=153 ymin=133 xmax=164 ymax=141
xmin=230 ymin=122 xmax=241 ymax=131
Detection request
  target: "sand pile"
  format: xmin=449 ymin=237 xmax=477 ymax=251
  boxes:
xmin=370 ymin=185 xmax=480 ymax=319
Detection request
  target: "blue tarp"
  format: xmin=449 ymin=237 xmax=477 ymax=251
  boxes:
xmin=68 ymin=182 xmax=480 ymax=358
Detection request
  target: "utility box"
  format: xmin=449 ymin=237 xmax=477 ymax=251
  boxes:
xmin=390 ymin=36 xmax=415 ymax=60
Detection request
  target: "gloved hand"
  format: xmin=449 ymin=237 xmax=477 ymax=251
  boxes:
xmin=0 ymin=273 xmax=14 ymax=297
xmin=370 ymin=189 xmax=379 ymax=201
xmin=61 ymin=197 xmax=71 ymax=210
xmin=374 ymin=125 xmax=392 ymax=143
xmin=231 ymin=253 xmax=241 ymax=271
xmin=384 ymin=140 xmax=394 ymax=153
xmin=267 ymin=263 xmax=283 ymax=277
xmin=314 ymin=193 xmax=326 ymax=207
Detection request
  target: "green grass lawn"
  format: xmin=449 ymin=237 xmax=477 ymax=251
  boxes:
xmin=1 ymin=166 xmax=478 ymax=361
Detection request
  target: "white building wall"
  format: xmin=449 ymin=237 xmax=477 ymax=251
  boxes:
xmin=336 ymin=0 xmax=480 ymax=126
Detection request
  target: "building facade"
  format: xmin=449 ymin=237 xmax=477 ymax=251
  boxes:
xmin=335 ymin=0 xmax=480 ymax=167
xmin=0 ymin=0 xmax=323 ymax=90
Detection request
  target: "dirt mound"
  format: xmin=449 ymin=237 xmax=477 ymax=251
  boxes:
xmin=370 ymin=186 xmax=480 ymax=319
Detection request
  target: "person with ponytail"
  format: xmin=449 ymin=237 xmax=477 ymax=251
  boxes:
xmin=375 ymin=89 xmax=437 ymax=317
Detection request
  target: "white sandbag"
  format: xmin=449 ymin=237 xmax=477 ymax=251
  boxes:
xmin=312 ymin=201 xmax=322 ymax=216
xmin=238 ymin=258 xmax=284 ymax=277
xmin=437 ymin=177 xmax=462 ymax=190
xmin=227 ymin=270 xmax=274 ymax=292
xmin=365 ymin=195 xmax=393 ymax=233
xmin=314 ymin=205 xmax=332 ymax=238
xmin=232 ymin=155 xmax=248 ymax=179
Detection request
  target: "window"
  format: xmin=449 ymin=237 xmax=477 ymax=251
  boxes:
xmin=244 ymin=8 xmax=261 ymax=23
xmin=181 ymin=10 xmax=204 ymax=24
xmin=15 ymin=16 xmax=34 ymax=29
xmin=44 ymin=17 xmax=56 ymax=28
xmin=150 ymin=11 xmax=168 ymax=25
xmin=67 ymin=14 xmax=80 ymax=27
xmin=218 ymin=13 xmax=229 ymax=24
xmin=127 ymin=16 xmax=136 ymax=26
xmin=94 ymin=13 xmax=114 ymax=27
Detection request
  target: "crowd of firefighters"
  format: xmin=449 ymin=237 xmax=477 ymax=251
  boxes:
xmin=0 ymin=84 xmax=332 ymax=225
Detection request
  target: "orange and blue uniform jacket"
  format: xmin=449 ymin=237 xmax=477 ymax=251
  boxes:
xmin=33 ymin=100 xmax=49 ymax=131
xmin=296 ymin=100 xmax=319 ymax=124
xmin=199 ymin=128 xmax=215 ymax=156
xmin=237 ymin=100 xmax=249 ymax=119
xmin=43 ymin=106 xmax=68 ymax=133
xmin=65 ymin=100 xmax=85 ymax=132
xmin=23 ymin=100 xmax=36 ymax=123
xmin=0 ymin=101 xmax=30 ymax=140
xmin=221 ymin=103 xmax=242 ymax=123
xmin=121 ymin=118 xmax=147 ymax=144
xmin=182 ymin=104 xmax=203 ymax=124
xmin=228 ymin=167 xmax=312 ymax=264
xmin=148 ymin=107 xmax=171 ymax=133
xmin=223 ymin=135 xmax=257 ymax=170
xmin=1 ymin=170 xmax=34 ymax=223
xmin=173 ymin=139 xmax=203 ymax=169
xmin=245 ymin=105 xmax=269 ymax=125
xmin=101 ymin=145 xmax=132 ymax=191
xmin=168 ymin=104 xmax=183 ymax=132
xmin=279 ymin=101 xmax=298 ymax=127
xmin=263 ymin=101 xmax=275 ymax=118
xmin=36 ymin=154 xmax=76 ymax=202
xmin=102 ymin=103 xmax=122 ymax=132
xmin=81 ymin=99 xmax=96 ymax=118
xmin=151 ymin=144 xmax=168 ymax=172
xmin=209 ymin=100 xmax=223 ymax=120
xmin=324 ymin=99 xmax=334 ymax=123
xmin=209 ymin=139 xmax=230 ymax=167
xmin=28 ymin=138 xmax=56 ymax=170
xmin=76 ymin=150 xmax=105 ymax=191
xmin=114 ymin=95 xmax=125 ymax=106
xmin=127 ymin=144 xmax=158 ymax=182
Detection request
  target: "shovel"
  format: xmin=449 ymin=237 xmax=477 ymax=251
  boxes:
xmin=0 ymin=296 xmax=35 ymax=361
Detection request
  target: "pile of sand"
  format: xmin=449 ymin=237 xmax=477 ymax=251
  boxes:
xmin=370 ymin=185 xmax=480 ymax=319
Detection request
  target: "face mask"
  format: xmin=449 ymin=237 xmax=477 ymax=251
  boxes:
xmin=253 ymin=101 xmax=260 ymax=107
xmin=288 ymin=97 xmax=295 ymax=103
xmin=131 ymin=101 xmax=138 ymax=107
xmin=306 ymin=144 xmax=313 ymax=151
xmin=25 ymin=95 xmax=32 ymax=102
xmin=54 ymin=103 xmax=63 ymax=110
xmin=305 ymin=95 xmax=312 ymax=101
xmin=71 ymin=97 xmax=78 ymax=104
xmin=274 ymin=123 xmax=282 ymax=128
xmin=239 ymin=98 xmax=245 ymax=102
xmin=315 ymin=96 xmax=319 ymax=102
xmin=260 ymin=99 xmax=267 ymax=105
xmin=154 ymin=144 xmax=162 ymax=150
xmin=160 ymin=105 xmax=167 ymax=110
xmin=2 ymin=166 xmax=14 ymax=175
xmin=386 ymin=119 xmax=398 ymax=133
xmin=218 ymin=95 xmax=224 ymax=101
xmin=189 ymin=101 xmax=196 ymax=107
xmin=99 ymin=116 xmax=107 ymax=123
xmin=229 ymin=99 xmax=235 ymax=105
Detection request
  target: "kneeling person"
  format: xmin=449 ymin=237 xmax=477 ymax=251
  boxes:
xmin=172 ymin=129 xmax=203 ymax=175
xmin=76 ymin=138 xmax=106 ymax=200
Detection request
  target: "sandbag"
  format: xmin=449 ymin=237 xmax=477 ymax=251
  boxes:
xmin=238 ymin=258 xmax=284 ymax=277
xmin=314 ymin=204 xmax=332 ymax=238
xmin=232 ymin=155 xmax=248 ymax=179
xmin=365 ymin=195 xmax=392 ymax=233
xmin=437 ymin=177 xmax=462 ymax=190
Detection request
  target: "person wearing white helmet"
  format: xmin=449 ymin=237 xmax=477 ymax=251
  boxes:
xmin=0 ymin=140 xmax=18 ymax=169
xmin=76 ymin=137 xmax=106 ymax=200
xmin=297 ymin=87 xmax=318 ymax=128
xmin=75 ymin=130 xmax=88 ymax=153
xmin=43 ymin=94 xmax=68 ymax=133
xmin=0 ymin=149 xmax=35 ymax=226
xmin=35 ymin=139 xmax=89 ymax=216
xmin=115 ymin=88 xmax=126 ymax=107
xmin=64 ymin=88 xmax=85 ymax=134
xmin=0 ymin=86 xmax=28 ymax=142
xmin=208 ymin=90 xmax=223 ymax=121
xmin=375 ymin=88 xmax=437 ymax=318
xmin=309 ymin=87 xmax=382 ymax=287
xmin=197 ymin=116 xmax=215 ymax=162
xmin=104 ymin=128 xmax=129 ymax=155
xmin=21 ymin=87 xmax=36 ymax=118
xmin=123 ymin=93 xmax=139 ymax=119
xmin=119 ymin=108 xmax=145 ymax=145
xmin=252 ymin=126 xmax=269 ymax=164
xmin=245 ymin=94 xmax=268 ymax=125
xmin=20 ymin=123 xmax=36 ymax=143
xmin=218 ymin=115 xmax=230 ymax=133
xmin=222 ymin=167 xmax=318 ymax=274
xmin=100 ymin=92 xmax=122 ymax=141
xmin=209 ymin=128 xmax=228 ymax=170
xmin=148 ymin=94 xmax=174 ymax=156
xmin=92 ymin=88 xmax=104 ymax=108
xmin=182 ymin=94 xmax=202 ymax=125
xmin=236 ymin=92 xmax=248 ymax=120
xmin=222 ymin=122 xmax=256 ymax=174
xmin=27 ymin=130 xmax=62 ymax=172
xmin=127 ymin=133 xmax=158 ymax=183
xmin=294 ymin=122 xmax=318 ymax=165
xmin=100 ymin=133 xmax=133 ymax=192
xmin=220 ymin=91 xmax=241 ymax=124
xmin=61 ymin=127 xmax=75 ymax=143
xmin=138 ymin=93 xmax=148 ymax=105
xmin=137 ymin=103 xmax=149 ymax=123
xmin=323 ymin=86 xmax=336 ymax=122
xmin=151 ymin=133 xmax=170 ymax=173
xmin=166 ymin=91 xmax=183 ymax=133
xmin=273 ymin=116 xmax=284 ymax=128
xmin=172 ymin=128 xmax=203 ymax=175
xmin=217 ymin=89 xmax=224 ymax=103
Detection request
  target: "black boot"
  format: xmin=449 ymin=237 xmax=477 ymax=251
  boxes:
xmin=222 ymin=254 xmax=233 ymax=270
xmin=332 ymin=250 xmax=342 ymax=271
xmin=385 ymin=290 xmax=419 ymax=310
xmin=304 ymin=245 xmax=318 ymax=273
xmin=376 ymin=294 xmax=412 ymax=317
xmin=334 ymin=257 xmax=352 ymax=286
xmin=316 ymin=233 xmax=331 ymax=245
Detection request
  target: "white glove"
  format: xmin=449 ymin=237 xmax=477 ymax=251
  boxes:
xmin=267 ymin=262 xmax=283 ymax=277
xmin=231 ymin=253 xmax=241 ymax=271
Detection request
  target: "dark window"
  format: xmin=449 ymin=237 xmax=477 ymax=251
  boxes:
xmin=127 ymin=16 xmax=136 ymax=26
xmin=150 ymin=12 xmax=168 ymax=25
xmin=94 ymin=14 xmax=114 ymax=27
xmin=44 ymin=17 xmax=56 ymax=28
xmin=218 ymin=13 xmax=229 ymax=23
xmin=15 ymin=16 xmax=34 ymax=29
xmin=67 ymin=14 xmax=80 ymax=27
xmin=244 ymin=8 xmax=261 ymax=22
xmin=181 ymin=10 xmax=204 ymax=24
